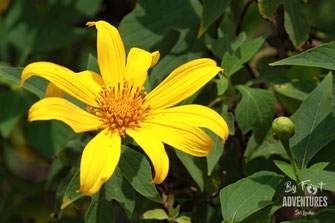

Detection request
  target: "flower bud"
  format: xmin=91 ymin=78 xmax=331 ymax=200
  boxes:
xmin=272 ymin=117 xmax=295 ymax=140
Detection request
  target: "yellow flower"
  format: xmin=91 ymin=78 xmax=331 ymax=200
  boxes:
xmin=21 ymin=21 xmax=229 ymax=195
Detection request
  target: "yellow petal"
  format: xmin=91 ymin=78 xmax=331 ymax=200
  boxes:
xmin=79 ymin=129 xmax=121 ymax=195
xmin=125 ymin=47 xmax=155 ymax=87
xmin=87 ymin=21 xmax=126 ymax=85
xmin=142 ymin=121 xmax=214 ymax=157
xmin=127 ymin=127 xmax=169 ymax=184
xmin=150 ymin=51 xmax=160 ymax=68
xmin=45 ymin=82 xmax=65 ymax=98
xmin=150 ymin=104 xmax=229 ymax=143
xmin=21 ymin=62 xmax=103 ymax=107
xmin=145 ymin=58 xmax=222 ymax=109
xmin=28 ymin=97 xmax=102 ymax=133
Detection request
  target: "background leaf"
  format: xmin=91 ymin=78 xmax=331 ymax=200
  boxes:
xmin=175 ymin=149 xmax=208 ymax=191
xmin=290 ymin=73 xmax=335 ymax=168
xmin=235 ymin=85 xmax=275 ymax=142
xmin=199 ymin=0 xmax=231 ymax=37
xmin=0 ymin=66 xmax=48 ymax=98
xmin=271 ymin=41 xmax=335 ymax=70
xmin=283 ymin=0 xmax=310 ymax=49
xmin=118 ymin=145 xmax=162 ymax=203
xmin=220 ymin=171 xmax=281 ymax=222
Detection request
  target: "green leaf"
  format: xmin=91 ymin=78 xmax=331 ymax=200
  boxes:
xmin=85 ymin=185 xmax=115 ymax=223
xmin=198 ymin=0 xmax=231 ymax=37
xmin=257 ymin=0 xmax=282 ymax=19
xmin=273 ymin=80 xmax=316 ymax=101
xmin=241 ymin=204 xmax=282 ymax=223
xmin=220 ymin=171 xmax=281 ymax=222
xmin=149 ymin=28 xmax=206 ymax=87
xmin=61 ymin=168 xmax=135 ymax=217
xmin=106 ymin=168 xmax=135 ymax=217
xmin=61 ymin=170 xmax=82 ymax=209
xmin=176 ymin=216 xmax=192 ymax=223
xmin=273 ymin=160 xmax=295 ymax=180
xmin=283 ymin=0 xmax=310 ymax=49
xmin=206 ymin=105 xmax=233 ymax=175
xmin=221 ymin=35 xmax=266 ymax=77
xmin=214 ymin=73 xmax=228 ymax=96
xmin=281 ymin=220 xmax=315 ymax=223
xmin=118 ymin=146 xmax=162 ymax=203
xmin=142 ymin=209 xmax=169 ymax=220
xmin=211 ymin=16 xmax=237 ymax=58
xmin=175 ymin=150 xmax=208 ymax=191
xmin=206 ymin=130 xmax=224 ymax=176
xmin=298 ymin=169 xmax=335 ymax=192
xmin=26 ymin=120 xmax=75 ymax=158
xmin=244 ymin=129 xmax=286 ymax=161
xmin=235 ymin=85 xmax=275 ymax=142
xmin=56 ymin=139 xmax=85 ymax=167
xmin=0 ymin=89 xmax=37 ymax=138
xmin=4 ymin=0 xmax=100 ymax=52
xmin=86 ymin=54 xmax=100 ymax=74
xmin=290 ymin=73 xmax=335 ymax=168
xmin=270 ymin=41 xmax=335 ymax=70
xmin=118 ymin=0 xmax=201 ymax=52
xmin=309 ymin=162 xmax=329 ymax=170
xmin=0 ymin=66 xmax=48 ymax=99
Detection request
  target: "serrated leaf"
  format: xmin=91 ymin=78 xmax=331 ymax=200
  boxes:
xmin=290 ymin=73 xmax=335 ymax=168
xmin=142 ymin=209 xmax=169 ymax=220
xmin=198 ymin=0 xmax=231 ymax=37
xmin=0 ymin=66 xmax=48 ymax=99
xmin=220 ymin=171 xmax=281 ymax=223
xmin=273 ymin=160 xmax=295 ymax=180
xmin=283 ymin=0 xmax=310 ymax=49
xmin=298 ymin=169 xmax=335 ymax=192
xmin=235 ymin=86 xmax=275 ymax=143
xmin=270 ymin=41 xmax=335 ymax=70
xmin=175 ymin=150 xmax=207 ymax=191
xmin=221 ymin=35 xmax=266 ymax=76
xmin=118 ymin=146 xmax=162 ymax=203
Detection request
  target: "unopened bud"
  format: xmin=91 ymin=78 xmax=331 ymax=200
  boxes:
xmin=272 ymin=117 xmax=295 ymax=140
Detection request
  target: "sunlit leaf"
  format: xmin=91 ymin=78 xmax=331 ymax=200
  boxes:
xmin=220 ymin=171 xmax=281 ymax=222
xmin=290 ymin=73 xmax=335 ymax=168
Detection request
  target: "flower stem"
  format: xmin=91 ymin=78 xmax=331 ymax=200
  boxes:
xmin=281 ymin=139 xmax=312 ymax=217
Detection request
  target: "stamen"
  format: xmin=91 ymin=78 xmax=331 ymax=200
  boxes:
xmin=89 ymin=81 xmax=150 ymax=137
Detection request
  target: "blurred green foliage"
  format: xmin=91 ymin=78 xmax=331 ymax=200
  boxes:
xmin=1 ymin=0 xmax=335 ymax=222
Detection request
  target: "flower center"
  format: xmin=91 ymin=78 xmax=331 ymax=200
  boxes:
xmin=90 ymin=82 xmax=149 ymax=137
